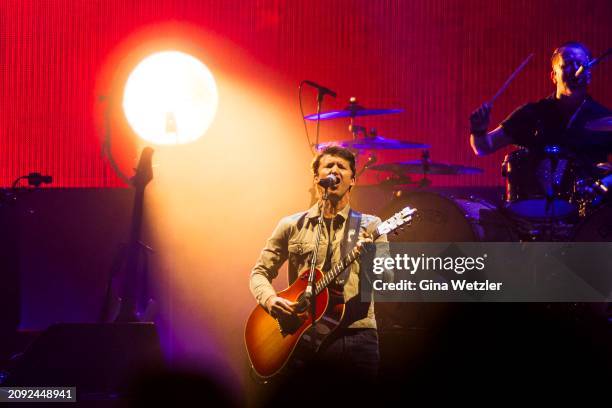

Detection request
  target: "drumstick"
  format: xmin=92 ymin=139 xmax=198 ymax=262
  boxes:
xmin=490 ymin=53 xmax=534 ymax=104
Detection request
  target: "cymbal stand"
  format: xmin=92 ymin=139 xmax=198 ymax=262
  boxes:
xmin=419 ymin=150 xmax=432 ymax=188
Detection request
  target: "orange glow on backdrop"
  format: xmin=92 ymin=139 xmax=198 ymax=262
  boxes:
xmin=95 ymin=22 xmax=228 ymax=184
xmin=97 ymin=22 xmax=314 ymax=383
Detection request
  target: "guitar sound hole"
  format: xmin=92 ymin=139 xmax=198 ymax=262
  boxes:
xmin=295 ymin=294 xmax=309 ymax=313
xmin=278 ymin=314 xmax=303 ymax=335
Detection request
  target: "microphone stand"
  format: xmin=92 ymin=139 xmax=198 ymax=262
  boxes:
xmin=301 ymin=80 xmax=335 ymax=150
xmin=304 ymin=186 xmax=330 ymax=333
xmin=315 ymin=89 xmax=325 ymax=149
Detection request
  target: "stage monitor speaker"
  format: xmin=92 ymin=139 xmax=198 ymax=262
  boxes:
xmin=5 ymin=323 xmax=164 ymax=394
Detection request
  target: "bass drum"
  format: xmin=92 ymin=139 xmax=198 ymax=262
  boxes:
xmin=378 ymin=191 xmax=516 ymax=242
xmin=572 ymin=205 xmax=612 ymax=241
xmin=375 ymin=191 xmax=516 ymax=332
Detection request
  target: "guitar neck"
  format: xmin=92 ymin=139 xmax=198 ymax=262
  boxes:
xmin=128 ymin=187 xmax=146 ymax=246
xmin=314 ymin=230 xmax=381 ymax=295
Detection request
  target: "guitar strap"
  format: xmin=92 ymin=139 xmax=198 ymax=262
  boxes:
xmin=335 ymin=209 xmax=362 ymax=286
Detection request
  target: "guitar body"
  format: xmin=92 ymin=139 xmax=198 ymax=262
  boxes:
xmin=244 ymin=268 xmax=346 ymax=380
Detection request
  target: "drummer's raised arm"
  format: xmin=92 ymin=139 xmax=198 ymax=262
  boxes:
xmin=469 ymin=102 xmax=513 ymax=156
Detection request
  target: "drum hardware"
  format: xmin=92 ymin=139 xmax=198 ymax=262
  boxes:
xmin=505 ymin=214 xmax=576 ymax=242
xmin=351 ymin=153 xmax=380 ymax=185
xmin=349 ymin=123 xmax=367 ymax=140
xmin=595 ymin=162 xmax=612 ymax=173
xmin=572 ymin=172 xmax=612 ymax=217
xmin=585 ymin=116 xmax=612 ymax=132
xmin=574 ymin=179 xmax=602 ymax=217
xmin=304 ymin=96 xmax=403 ymax=121
xmin=592 ymin=173 xmax=612 ymax=194
xmin=305 ymin=94 xmax=435 ymax=201
xmin=368 ymin=159 xmax=484 ymax=175
xmin=315 ymin=130 xmax=430 ymax=151
xmin=365 ymin=149 xmax=484 ymax=191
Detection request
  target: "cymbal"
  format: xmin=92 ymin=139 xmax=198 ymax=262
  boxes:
xmin=585 ymin=116 xmax=612 ymax=132
xmin=304 ymin=104 xmax=403 ymax=121
xmin=316 ymin=136 xmax=430 ymax=150
xmin=369 ymin=160 xmax=484 ymax=175
xmin=596 ymin=162 xmax=612 ymax=172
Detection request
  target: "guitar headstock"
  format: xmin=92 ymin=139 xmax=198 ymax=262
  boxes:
xmin=131 ymin=147 xmax=154 ymax=190
xmin=376 ymin=206 xmax=416 ymax=236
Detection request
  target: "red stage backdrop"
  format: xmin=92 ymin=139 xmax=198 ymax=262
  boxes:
xmin=1 ymin=0 xmax=611 ymax=188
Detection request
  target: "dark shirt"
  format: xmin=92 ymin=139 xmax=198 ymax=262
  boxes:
xmin=501 ymin=94 xmax=612 ymax=168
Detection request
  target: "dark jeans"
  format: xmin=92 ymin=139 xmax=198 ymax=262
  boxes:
xmin=316 ymin=328 xmax=380 ymax=381
xmin=263 ymin=329 xmax=380 ymax=407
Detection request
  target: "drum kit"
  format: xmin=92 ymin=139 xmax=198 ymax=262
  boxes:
xmin=304 ymin=99 xmax=612 ymax=242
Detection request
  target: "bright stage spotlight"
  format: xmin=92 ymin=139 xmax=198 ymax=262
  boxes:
xmin=122 ymin=51 xmax=218 ymax=145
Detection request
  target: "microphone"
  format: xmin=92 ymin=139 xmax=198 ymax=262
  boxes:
xmin=303 ymin=80 xmax=337 ymax=98
xmin=576 ymin=48 xmax=612 ymax=77
xmin=318 ymin=174 xmax=339 ymax=188
xmin=575 ymin=61 xmax=594 ymax=77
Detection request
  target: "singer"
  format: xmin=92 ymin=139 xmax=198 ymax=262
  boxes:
xmin=248 ymin=145 xmax=391 ymax=381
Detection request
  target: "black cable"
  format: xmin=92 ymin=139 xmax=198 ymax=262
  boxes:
xmin=11 ymin=176 xmax=27 ymax=190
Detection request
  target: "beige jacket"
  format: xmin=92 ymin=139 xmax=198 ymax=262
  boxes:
xmin=249 ymin=203 xmax=389 ymax=329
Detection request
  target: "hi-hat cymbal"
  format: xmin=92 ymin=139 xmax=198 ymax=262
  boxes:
xmin=369 ymin=160 xmax=484 ymax=175
xmin=316 ymin=136 xmax=430 ymax=150
xmin=585 ymin=116 xmax=612 ymax=132
xmin=304 ymin=103 xmax=403 ymax=121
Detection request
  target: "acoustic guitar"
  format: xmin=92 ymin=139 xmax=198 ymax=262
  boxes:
xmin=244 ymin=206 xmax=416 ymax=380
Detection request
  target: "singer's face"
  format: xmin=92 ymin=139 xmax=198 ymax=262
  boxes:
xmin=314 ymin=154 xmax=355 ymax=199
xmin=551 ymin=46 xmax=590 ymax=92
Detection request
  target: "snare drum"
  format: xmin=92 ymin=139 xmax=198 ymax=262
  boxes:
xmin=502 ymin=149 xmax=579 ymax=220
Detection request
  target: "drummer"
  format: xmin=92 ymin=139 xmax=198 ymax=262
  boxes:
xmin=469 ymin=42 xmax=611 ymax=167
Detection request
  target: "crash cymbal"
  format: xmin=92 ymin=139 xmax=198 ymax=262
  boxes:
xmin=585 ymin=116 xmax=612 ymax=132
xmin=369 ymin=160 xmax=484 ymax=175
xmin=305 ymin=107 xmax=403 ymax=121
xmin=316 ymin=136 xmax=430 ymax=150
xmin=305 ymin=98 xmax=403 ymax=121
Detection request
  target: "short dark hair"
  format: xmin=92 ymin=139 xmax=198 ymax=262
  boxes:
xmin=551 ymin=41 xmax=592 ymax=67
xmin=311 ymin=146 xmax=356 ymax=178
